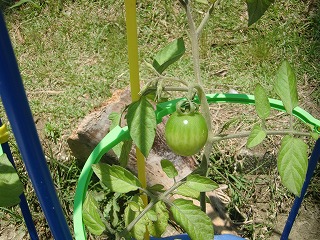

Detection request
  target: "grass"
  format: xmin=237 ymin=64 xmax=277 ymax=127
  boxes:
xmin=0 ymin=0 xmax=319 ymax=239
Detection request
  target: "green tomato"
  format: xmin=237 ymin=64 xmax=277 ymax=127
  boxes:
xmin=165 ymin=111 xmax=208 ymax=156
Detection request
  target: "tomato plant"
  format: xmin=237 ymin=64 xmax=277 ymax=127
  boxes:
xmin=165 ymin=101 xmax=208 ymax=156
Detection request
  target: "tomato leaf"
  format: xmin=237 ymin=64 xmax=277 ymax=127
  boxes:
xmin=124 ymin=195 xmax=149 ymax=240
xmin=274 ymin=61 xmax=298 ymax=114
xmin=186 ymin=174 xmax=218 ymax=192
xmin=147 ymin=184 xmax=165 ymax=193
xmin=119 ymin=140 xmax=132 ymax=167
xmin=160 ymin=159 xmax=178 ymax=179
xmin=152 ymin=37 xmax=185 ymax=74
xmin=109 ymin=112 xmax=123 ymax=158
xmin=246 ymin=0 xmax=274 ymax=26
xmin=0 ymin=154 xmax=24 ymax=207
xmin=92 ymin=163 xmax=141 ymax=193
xmin=277 ymin=136 xmax=308 ymax=196
xmin=254 ymin=83 xmax=270 ymax=119
xmin=170 ymin=199 xmax=214 ymax=240
xmin=126 ymin=97 xmax=157 ymax=157
xmin=247 ymin=124 xmax=267 ymax=148
xmin=175 ymin=183 xmax=201 ymax=200
xmin=147 ymin=201 xmax=169 ymax=237
xmin=83 ymin=192 xmax=106 ymax=236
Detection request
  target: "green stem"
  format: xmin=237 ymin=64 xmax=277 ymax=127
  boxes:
xmin=126 ymin=199 xmax=156 ymax=232
xmin=197 ymin=2 xmax=216 ymax=37
xmin=180 ymin=0 xmax=202 ymax=84
xmin=126 ymin=181 xmax=184 ymax=232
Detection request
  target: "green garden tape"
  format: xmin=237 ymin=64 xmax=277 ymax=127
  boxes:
xmin=73 ymin=94 xmax=320 ymax=240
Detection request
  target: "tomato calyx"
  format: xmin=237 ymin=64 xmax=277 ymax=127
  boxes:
xmin=176 ymin=99 xmax=199 ymax=116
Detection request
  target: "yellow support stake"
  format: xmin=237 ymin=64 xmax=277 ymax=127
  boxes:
xmin=124 ymin=2 xmax=149 ymax=239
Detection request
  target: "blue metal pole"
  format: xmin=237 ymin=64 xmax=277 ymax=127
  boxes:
xmin=281 ymin=138 xmax=320 ymax=240
xmin=0 ymin=118 xmax=39 ymax=240
xmin=0 ymin=12 xmax=72 ymax=239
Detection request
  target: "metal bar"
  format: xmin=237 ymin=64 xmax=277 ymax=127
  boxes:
xmin=0 ymin=12 xmax=72 ymax=239
xmin=0 ymin=118 xmax=40 ymax=240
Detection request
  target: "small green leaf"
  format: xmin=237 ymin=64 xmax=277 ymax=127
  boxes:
xmin=0 ymin=154 xmax=24 ymax=207
xmin=83 ymin=192 xmax=106 ymax=235
xmin=92 ymin=163 xmax=141 ymax=193
xmin=175 ymin=183 xmax=201 ymax=200
xmin=119 ymin=140 xmax=132 ymax=167
xmin=126 ymin=97 xmax=157 ymax=157
xmin=160 ymin=159 xmax=178 ymax=179
xmin=147 ymin=201 xmax=169 ymax=237
xmin=254 ymin=83 xmax=271 ymax=119
xmin=147 ymin=184 xmax=165 ymax=193
xmin=124 ymin=195 xmax=149 ymax=240
xmin=247 ymin=124 xmax=267 ymax=148
xmin=170 ymin=199 xmax=214 ymax=240
xmin=277 ymin=136 xmax=308 ymax=196
xmin=186 ymin=174 xmax=218 ymax=192
xmin=152 ymin=37 xmax=186 ymax=74
xmin=128 ymin=201 xmax=141 ymax=212
xmin=246 ymin=0 xmax=275 ymax=26
xmin=111 ymin=194 xmax=120 ymax=227
xmin=146 ymin=210 xmax=158 ymax=222
xmin=274 ymin=61 xmax=299 ymax=114
xmin=109 ymin=112 xmax=123 ymax=158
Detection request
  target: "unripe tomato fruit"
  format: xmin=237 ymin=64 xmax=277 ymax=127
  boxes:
xmin=165 ymin=108 xmax=208 ymax=156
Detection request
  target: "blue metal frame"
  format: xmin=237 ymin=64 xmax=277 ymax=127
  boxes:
xmin=0 ymin=12 xmax=72 ymax=239
xmin=0 ymin=118 xmax=39 ymax=240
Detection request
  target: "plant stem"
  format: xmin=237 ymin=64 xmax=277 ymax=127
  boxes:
xmin=180 ymin=0 xmax=201 ymax=84
xmin=180 ymin=0 xmax=217 ymax=213
xmin=197 ymin=2 xmax=217 ymax=37
xmin=126 ymin=181 xmax=184 ymax=232
xmin=126 ymin=199 xmax=156 ymax=232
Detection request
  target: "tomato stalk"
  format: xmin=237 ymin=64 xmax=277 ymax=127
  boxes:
xmin=180 ymin=0 xmax=218 ymax=213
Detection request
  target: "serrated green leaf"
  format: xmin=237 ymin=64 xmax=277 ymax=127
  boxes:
xmin=247 ymin=124 xmax=267 ymax=148
xmin=274 ymin=61 xmax=299 ymax=114
xmin=246 ymin=0 xmax=275 ymax=26
xmin=160 ymin=159 xmax=178 ymax=179
xmin=124 ymin=195 xmax=149 ymax=240
xmin=186 ymin=174 xmax=218 ymax=192
xmin=170 ymin=199 xmax=214 ymax=240
xmin=0 ymin=154 xmax=24 ymax=207
xmin=254 ymin=83 xmax=271 ymax=119
xmin=175 ymin=183 xmax=201 ymax=200
xmin=146 ymin=210 xmax=158 ymax=222
xmin=119 ymin=140 xmax=132 ymax=167
xmin=152 ymin=37 xmax=185 ymax=74
xmin=111 ymin=194 xmax=120 ymax=227
xmin=109 ymin=112 xmax=123 ymax=158
xmin=128 ymin=201 xmax=141 ymax=212
xmin=147 ymin=201 xmax=169 ymax=237
xmin=92 ymin=163 xmax=141 ymax=193
xmin=126 ymin=97 xmax=156 ymax=157
xmin=83 ymin=192 xmax=106 ymax=235
xmin=277 ymin=136 xmax=308 ymax=196
xmin=147 ymin=184 xmax=165 ymax=193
